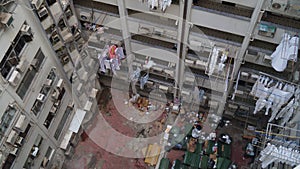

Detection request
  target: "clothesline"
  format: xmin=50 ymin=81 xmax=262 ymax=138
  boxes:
xmin=259 ymin=72 xmax=299 ymax=87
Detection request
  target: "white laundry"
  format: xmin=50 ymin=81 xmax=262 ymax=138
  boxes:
xmin=288 ymin=36 xmax=299 ymax=61
xmin=115 ymin=47 xmax=125 ymax=60
xmin=276 ymin=98 xmax=294 ymax=120
xmin=253 ymin=98 xmax=267 ymax=114
xmin=98 ymin=45 xmax=109 ymax=73
xmin=148 ymin=0 xmax=158 ymax=9
xmin=208 ymin=47 xmax=219 ymax=76
xmin=268 ymin=88 xmax=294 ymax=122
xmin=289 ymin=88 xmax=300 ymax=124
xmin=260 ymin=143 xmax=300 ymax=168
xmin=160 ymin=0 xmax=172 ymax=12
xmin=271 ymin=33 xmax=290 ymax=72
xmin=217 ymin=63 xmax=225 ymax=72
xmin=250 ymin=75 xmax=262 ymax=96
xmin=140 ymin=73 xmax=149 ymax=90
xmin=129 ymin=67 xmax=141 ymax=82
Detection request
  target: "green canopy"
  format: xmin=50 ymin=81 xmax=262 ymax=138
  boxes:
xmin=217 ymin=157 xmax=231 ymax=169
xmin=217 ymin=142 xmax=231 ymax=159
xmin=159 ymin=158 xmax=170 ymax=169
xmin=200 ymin=155 xmax=209 ymax=169
xmin=183 ymin=151 xmax=201 ymax=168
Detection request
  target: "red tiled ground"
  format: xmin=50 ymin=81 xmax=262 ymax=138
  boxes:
xmin=64 ymin=88 xmax=164 ymax=169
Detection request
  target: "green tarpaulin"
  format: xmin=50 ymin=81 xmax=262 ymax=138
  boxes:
xmin=183 ymin=151 xmax=201 ymax=168
xmin=159 ymin=158 xmax=170 ymax=169
xmin=216 ymin=157 xmax=231 ymax=169
xmin=200 ymin=155 xmax=208 ymax=169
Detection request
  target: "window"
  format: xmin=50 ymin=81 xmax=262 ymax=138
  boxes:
xmin=0 ymin=106 xmax=16 ymax=140
xmin=23 ymin=135 xmax=44 ymax=168
xmin=19 ymin=123 xmax=31 ymax=138
xmin=54 ymin=106 xmax=72 ymax=139
xmin=16 ymin=49 xmax=45 ymax=99
xmin=46 ymin=0 xmax=56 ymax=6
xmin=40 ymin=147 xmax=54 ymax=168
xmin=16 ymin=67 xmax=36 ymax=99
xmin=0 ymin=22 xmax=33 ymax=79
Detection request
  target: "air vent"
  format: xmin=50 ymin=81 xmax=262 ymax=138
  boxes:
xmin=38 ymin=7 xmax=48 ymax=18
xmin=271 ymin=0 xmax=287 ymax=11
xmin=0 ymin=12 xmax=13 ymax=27
xmin=8 ymin=70 xmax=21 ymax=86
xmin=272 ymin=3 xmax=281 ymax=9
xmin=31 ymin=0 xmax=43 ymax=9
xmin=37 ymin=93 xmax=45 ymax=102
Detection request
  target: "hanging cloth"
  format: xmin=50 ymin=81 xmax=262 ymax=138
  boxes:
xmin=109 ymin=45 xmax=117 ymax=59
xmin=140 ymin=73 xmax=149 ymax=90
xmin=271 ymin=33 xmax=290 ymax=72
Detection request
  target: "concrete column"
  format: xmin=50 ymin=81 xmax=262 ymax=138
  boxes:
xmin=175 ymin=0 xmax=192 ymax=98
xmin=117 ymin=0 xmax=135 ymax=93
xmin=216 ymin=0 xmax=265 ymax=115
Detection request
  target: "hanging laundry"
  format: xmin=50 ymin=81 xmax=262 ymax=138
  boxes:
xmin=115 ymin=47 xmax=126 ymax=60
xmin=208 ymin=47 xmax=219 ymax=76
xmin=140 ymin=73 xmax=149 ymax=90
xmin=109 ymin=45 xmax=117 ymax=59
xmin=231 ymin=71 xmax=241 ymax=100
xmin=148 ymin=0 xmax=159 ymax=10
xmin=160 ymin=0 xmax=172 ymax=12
xmin=217 ymin=63 xmax=225 ymax=73
xmin=98 ymin=45 xmax=109 ymax=73
xmin=268 ymin=85 xmax=294 ymax=122
xmin=260 ymin=143 xmax=300 ymax=168
xmin=271 ymin=33 xmax=299 ymax=72
xmin=250 ymin=75 xmax=262 ymax=96
xmin=288 ymin=35 xmax=299 ymax=61
xmin=198 ymin=89 xmax=205 ymax=103
xmin=129 ymin=67 xmax=141 ymax=82
xmin=289 ymin=88 xmax=300 ymax=124
xmin=253 ymin=98 xmax=268 ymax=114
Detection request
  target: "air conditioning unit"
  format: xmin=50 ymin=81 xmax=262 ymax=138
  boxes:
xmin=0 ymin=12 xmax=14 ymax=27
xmin=31 ymin=0 xmax=43 ymax=9
xmin=159 ymin=85 xmax=168 ymax=92
xmin=51 ymin=89 xmax=60 ymax=100
xmin=8 ymin=70 xmax=21 ymax=86
xmin=21 ymin=24 xmax=31 ymax=33
xmin=56 ymin=79 xmax=63 ymax=89
xmin=52 ymin=34 xmax=60 ymax=43
xmin=185 ymin=76 xmax=195 ymax=83
xmin=50 ymin=105 xmax=57 ymax=114
xmin=10 ymin=147 xmax=19 ymax=156
xmin=16 ymin=59 xmax=29 ymax=72
xmin=44 ymin=79 xmax=53 ymax=86
xmin=271 ymin=0 xmax=288 ymax=11
xmin=38 ymin=7 xmax=48 ymax=18
xmin=79 ymin=11 xmax=91 ymax=21
xmin=31 ymin=58 xmax=39 ymax=69
xmin=37 ymin=93 xmax=45 ymax=102
xmin=15 ymin=136 xmax=24 ymax=146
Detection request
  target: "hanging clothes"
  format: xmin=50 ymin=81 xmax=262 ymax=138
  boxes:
xmin=198 ymin=89 xmax=205 ymax=103
xmin=160 ymin=0 xmax=172 ymax=12
xmin=208 ymin=47 xmax=219 ymax=76
xmin=268 ymin=86 xmax=294 ymax=122
xmin=140 ymin=73 xmax=149 ymax=90
xmin=98 ymin=45 xmax=110 ymax=73
xmin=109 ymin=45 xmax=117 ymax=59
xmin=250 ymin=75 xmax=262 ymax=96
xmin=271 ymin=33 xmax=290 ymax=72
xmin=148 ymin=0 xmax=158 ymax=10
xmin=130 ymin=67 xmax=141 ymax=82
xmin=115 ymin=47 xmax=126 ymax=60
xmin=288 ymin=36 xmax=299 ymax=61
